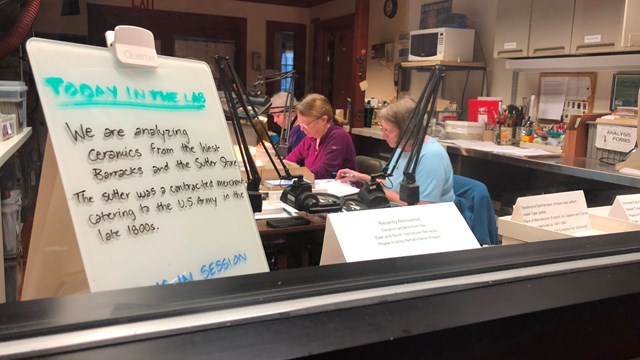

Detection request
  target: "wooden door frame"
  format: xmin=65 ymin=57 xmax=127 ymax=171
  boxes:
xmin=312 ymin=0 xmax=368 ymax=128
xmin=312 ymin=14 xmax=354 ymax=98
xmin=265 ymin=21 xmax=307 ymax=100
xmin=87 ymin=4 xmax=247 ymax=82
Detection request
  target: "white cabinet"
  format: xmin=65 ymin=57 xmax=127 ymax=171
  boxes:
xmin=495 ymin=0 xmax=640 ymax=58
xmin=528 ymin=0 xmax=575 ymax=57
xmin=571 ymin=0 xmax=640 ymax=54
xmin=494 ymin=0 xmax=531 ymax=58
xmin=571 ymin=0 xmax=624 ymax=54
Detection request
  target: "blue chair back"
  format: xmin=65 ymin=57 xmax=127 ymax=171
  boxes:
xmin=453 ymin=175 xmax=500 ymax=246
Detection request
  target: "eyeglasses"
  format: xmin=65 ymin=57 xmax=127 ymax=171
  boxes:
xmin=381 ymin=126 xmax=396 ymax=134
xmin=299 ymin=117 xmax=320 ymax=129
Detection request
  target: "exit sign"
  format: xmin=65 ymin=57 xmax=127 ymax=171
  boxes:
xmin=132 ymin=0 xmax=154 ymax=9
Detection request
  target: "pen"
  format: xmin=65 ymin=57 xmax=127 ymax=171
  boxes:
xmin=282 ymin=207 xmax=295 ymax=217
xmin=341 ymin=173 xmax=355 ymax=178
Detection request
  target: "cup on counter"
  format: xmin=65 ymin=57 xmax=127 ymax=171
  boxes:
xmin=482 ymin=129 xmax=495 ymax=142
xmin=500 ymin=127 xmax=514 ymax=145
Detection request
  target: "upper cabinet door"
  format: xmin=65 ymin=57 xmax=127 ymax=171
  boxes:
xmin=571 ymin=0 xmax=625 ymax=54
xmin=494 ymin=0 xmax=532 ymax=58
xmin=528 ymin=0 xmax=575 ymax=57
xmin=621 ymin=0 xmax=640 ymax=50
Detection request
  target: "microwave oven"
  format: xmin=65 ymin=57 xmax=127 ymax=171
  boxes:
xmin=409 ymin=27 xmax=475 ymax=62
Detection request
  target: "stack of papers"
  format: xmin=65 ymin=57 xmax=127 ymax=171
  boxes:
xmin=440 ymin=139 xmax=561 ymax=158
xmin=313 ymin=179 xmax=359 ymax=196
xmin=264 ymin=178 xmax=313 ymax=187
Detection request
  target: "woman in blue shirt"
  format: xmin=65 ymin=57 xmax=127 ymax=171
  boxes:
xmin=336 ymin=98 xmax=454 ymax=205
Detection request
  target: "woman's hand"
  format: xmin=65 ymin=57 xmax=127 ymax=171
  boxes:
xmin=335 ymin=169 xmax=370 ymax=183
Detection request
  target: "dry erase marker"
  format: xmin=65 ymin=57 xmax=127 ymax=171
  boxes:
xmin=341 ymin=173 xmax=355 ymax=178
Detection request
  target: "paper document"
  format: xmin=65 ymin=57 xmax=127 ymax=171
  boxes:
xmin=264 ymin=179 xmax=314 ymax=187
xmin=313 ymin=179 xmax=359 ymax=197
xmin=566 ymin=77 xmax=592 ymax=100
xmin=539 ymin=77 xmax=568 ymax=120
xmin=492 ymin=146 xmax=562 ymax=158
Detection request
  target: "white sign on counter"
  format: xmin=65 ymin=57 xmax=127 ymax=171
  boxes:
xmin=511 ymin=190 xmax=590 ymax=233
xmin=609 ymin=194 xmax=640 ymax=223
xmin=595 ymin=124 xmax=637 ymax=153
xmin=320 ymin=202 xmax=480 ymax=265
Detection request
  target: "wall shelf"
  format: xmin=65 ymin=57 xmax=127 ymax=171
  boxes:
xmin=401 ymin=60 xmax=485 ymax=69
xmin=0 ymin=127 xmax=32 ymax=168
xmin=0 ymin=127 xmax=32 ymax=303
xmin=506 ymin=53 xmax=640 ymax=72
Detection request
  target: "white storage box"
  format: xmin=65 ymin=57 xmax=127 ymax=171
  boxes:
xmin=445 ymin=120 xmax=484 ymax=140
xmin=0 ymin=81 xmax=27 ymax=134
xmin=498 ymin=213 xmax=640 ymax=245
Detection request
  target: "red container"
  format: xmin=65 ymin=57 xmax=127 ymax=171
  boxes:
xmin=468 ymin=99 xmax=501 ymax=124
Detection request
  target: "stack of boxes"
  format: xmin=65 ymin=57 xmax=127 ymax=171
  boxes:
xmin=0 ymin=81 xmax=27 ymax=141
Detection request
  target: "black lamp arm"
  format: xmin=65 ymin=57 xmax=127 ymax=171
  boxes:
xmin=253 ymin=70 xmax=298 ymax=155
xmin=215 ymin=56 xmax=303 ymax=212
xmin=369 ymin=66 xmax=445 ymax=205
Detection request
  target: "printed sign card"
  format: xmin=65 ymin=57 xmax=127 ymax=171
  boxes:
xmin=511 ymin=190 xmax=590 ymax=233
xmin=24 ymin=38 xmax=268 ymax=295
xmin=320 ymin=202 xmax=479 ymax=265
xmin=609 ymin=194 xmax=640 ymax=223
xmin=595 ymin=124 xmax=637 ymax=153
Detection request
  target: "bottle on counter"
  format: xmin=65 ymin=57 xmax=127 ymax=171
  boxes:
xmin=364 ymin=99 xmax=373 ymax=128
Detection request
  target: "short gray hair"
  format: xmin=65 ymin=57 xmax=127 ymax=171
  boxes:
xmin=379 ymin=98 xmax=416 ymax=133
xmin=270 ymin=92 xmax=297 ymax=112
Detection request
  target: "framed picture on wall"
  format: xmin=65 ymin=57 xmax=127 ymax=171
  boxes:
xmin=419 ymin=0 xmax=452 ymax=29
xmin=610 ymin=74 xmax=640 ymax=111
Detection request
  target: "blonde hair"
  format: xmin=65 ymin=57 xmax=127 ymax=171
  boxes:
xmin=379 ymin=98 xmax=416 ymax=133
xmin=296 ymin=93 xmax=336 ymax=124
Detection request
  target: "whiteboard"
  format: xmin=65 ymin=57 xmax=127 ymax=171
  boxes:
xmin=26 ymin=38 xmax=269 ymax=292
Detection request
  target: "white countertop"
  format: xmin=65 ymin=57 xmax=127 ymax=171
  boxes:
xmin=351 ymin=126 xmax=383 ymax=140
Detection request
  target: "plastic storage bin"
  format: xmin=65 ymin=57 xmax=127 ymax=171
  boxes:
xmin=445 ymin=120 xmax=484 ymax=140
xmin=4 ymin=256 xmax=22 ymax=302
xmin=0 ymin=81 xmax=27 ymax=134
xmin=2 ymin=189 xmax=22 ymax=258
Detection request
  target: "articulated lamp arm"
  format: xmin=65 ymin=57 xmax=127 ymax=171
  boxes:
xmin=360 ymin=65 xmax=446 ymax=207
xmin=252 ymin=70 xmax=298 ymax=156
xmin=214 ymin=56 xmax=300 ymax=212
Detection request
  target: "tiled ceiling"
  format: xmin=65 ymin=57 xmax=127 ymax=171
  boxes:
xmin=234 ymin=0 xmax=335 ymax=8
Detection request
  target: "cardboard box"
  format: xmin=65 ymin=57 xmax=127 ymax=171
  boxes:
xmin=564 ymin=113 xmax=608 ymax=158
xmin=498 ymin=213 xmax=640 ymax=245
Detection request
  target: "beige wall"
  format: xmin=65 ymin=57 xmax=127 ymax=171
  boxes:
xmin=364 ymin=0 xmax=411 ymax=103
xmin=32 ymin=0 xmax=625 ymax=114
xmin=366 ymin=0 xmax=620 ymax=115
xmin=35 ymin=0 xmax=309 ymax=87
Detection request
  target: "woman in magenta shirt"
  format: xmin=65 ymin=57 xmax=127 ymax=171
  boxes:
xmin=285 ymin=94 xmax=357 ymax=179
